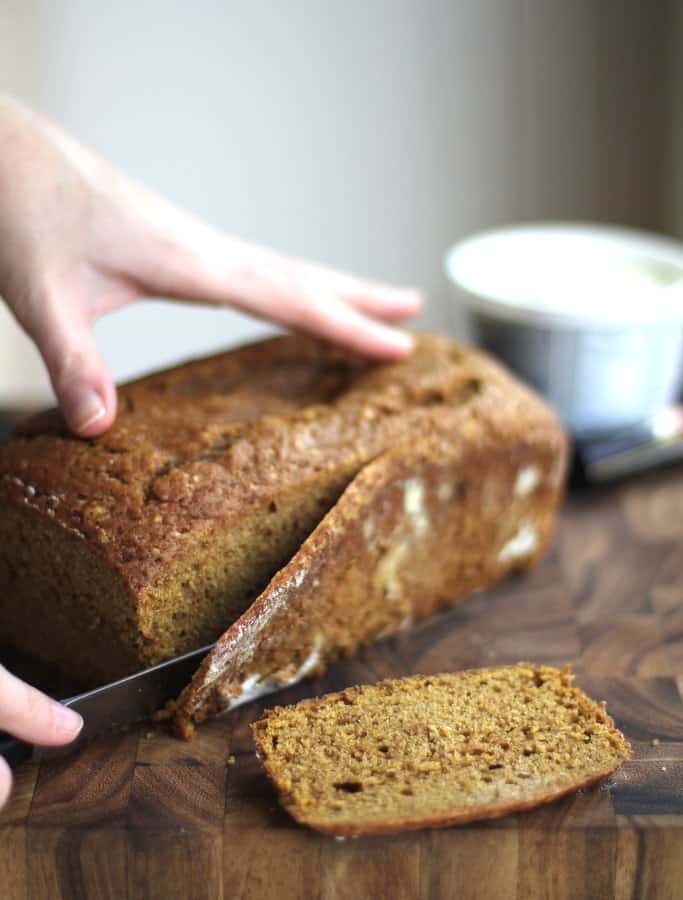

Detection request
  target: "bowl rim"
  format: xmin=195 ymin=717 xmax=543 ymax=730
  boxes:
xmin=443 ymin=222 xmax=683 ymax=330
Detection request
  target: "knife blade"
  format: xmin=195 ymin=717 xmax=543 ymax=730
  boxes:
xmin=0 ymin=643 xmax=212 ymax=769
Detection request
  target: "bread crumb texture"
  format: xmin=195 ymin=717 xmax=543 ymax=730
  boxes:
xmin=252 ymin=663 xmax=630 ymax=836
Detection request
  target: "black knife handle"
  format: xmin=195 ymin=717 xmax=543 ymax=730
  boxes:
xmin=0 ymin=731 xmax=33 ymax=769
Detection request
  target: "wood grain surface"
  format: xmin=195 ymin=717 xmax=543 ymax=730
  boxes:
xmin=1 ymin=408 xmax=683 ymax=898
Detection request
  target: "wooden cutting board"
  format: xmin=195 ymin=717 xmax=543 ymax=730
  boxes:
xmin=2 ymin=462 xmax=683 ymax=899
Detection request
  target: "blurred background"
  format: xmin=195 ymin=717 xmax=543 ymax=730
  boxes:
xmin=0 ymin=0 xmax=681 ymax=405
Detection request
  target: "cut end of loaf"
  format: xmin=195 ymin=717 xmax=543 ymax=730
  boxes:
xmin=252 ymin=663 xmax=630 ymax=836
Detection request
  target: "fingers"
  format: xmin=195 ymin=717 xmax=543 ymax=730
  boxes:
xmin=76 ymin=168 xmax=423 ymax=360
xmin=338 ymin=285 xmax=422 ymax=322
xmin=296 ymin=261 xmax=423 ymax=322
xmin=260 ymin=290 xmax=417 ymax=359
xmin=29 ymin=301 xmax=117 ymax=437
xmin=136 ymin=226 xmax=422 ymax=359
xmin=0 ymin=665 xmax=83 ymax=746
xmin=206 ymin=257 xmax=418 ymax=358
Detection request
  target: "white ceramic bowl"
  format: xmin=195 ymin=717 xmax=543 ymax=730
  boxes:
xmin=444 ymin=223 xmax=683 ymax=436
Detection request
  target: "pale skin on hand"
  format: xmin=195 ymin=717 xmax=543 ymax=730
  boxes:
xmin=0 ymin=94 xmax=421 ymax=437
xmin=0 ymin=95 xmax=422 ymax=808
xmin=0 ymin=665 xmax=83 ymax=809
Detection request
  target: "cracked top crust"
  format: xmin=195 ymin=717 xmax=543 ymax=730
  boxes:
xmin=0 ymin=334 xmax=563 ymax=593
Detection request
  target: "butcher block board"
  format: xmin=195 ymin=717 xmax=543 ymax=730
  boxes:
xmin=2 ymin=455 xmax=683 ymax=897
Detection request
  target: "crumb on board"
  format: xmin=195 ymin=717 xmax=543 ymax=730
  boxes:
xmin=150 ymin=699 xmax=196 ymax=741
xmin=152 ymin=700 xmax=195 ymax=741
xmin=174 ymin=716 xmax=196 ymax=742
xmin=152 ymin=700 xmax=176 ymax=722
xmin=227 ymin=755 xmax=236 ymax=766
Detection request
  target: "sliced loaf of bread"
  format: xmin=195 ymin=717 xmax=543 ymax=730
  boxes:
xmin=0 ymin=334 xmax=565 ymax=689
xmin=252 ymin=664 xmax=630 ymax=836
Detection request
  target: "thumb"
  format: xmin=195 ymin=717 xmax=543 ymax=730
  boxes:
xmin=0 ymin=664 xmax=83 ymax=746
xmin=31 ymin=304 xmax=117 ymax=437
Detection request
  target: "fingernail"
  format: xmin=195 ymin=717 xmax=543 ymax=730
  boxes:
xmin=52 ymin=701 xmax=83 ymax=738
xmin=72 ymin=389 xmax=106 ymax=432
xmin=373 ymin=328 xmax=414 ymax=357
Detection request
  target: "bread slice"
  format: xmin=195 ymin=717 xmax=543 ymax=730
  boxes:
xmin=173 ymin=418 xmax=565 ymax=731
xmin=251 ymin=664 xmax=630 ymax=836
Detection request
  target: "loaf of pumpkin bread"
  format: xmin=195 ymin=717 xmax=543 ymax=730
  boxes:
xmin=0 ymin=334 xmax=566 ymax=697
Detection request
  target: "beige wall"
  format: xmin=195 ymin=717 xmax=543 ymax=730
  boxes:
xmin=0 ymin=1 xmax=45 ymax=402
xmin=0 ymin=0 xmax=677 ymax=403
xmin=672 ymin=0 xmax=683 ymax=239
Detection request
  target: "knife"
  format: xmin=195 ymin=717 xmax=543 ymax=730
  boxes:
xmin=0 ymin=643 xmax=212 ymax=769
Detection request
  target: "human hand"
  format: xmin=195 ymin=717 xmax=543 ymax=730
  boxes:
xmin=0 ymin=95 xmax=421 ymax=437
xmin=0 ymin=664 xmax=83 ymax=809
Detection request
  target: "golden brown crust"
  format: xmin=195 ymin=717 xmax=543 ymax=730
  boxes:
xmin=0 ymin=334 xmax=560 ymax=588
xmin=296 ymin=766 xmax=621 ymax=836
xmin=0 ymin=335 xmax=375 ymax=589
